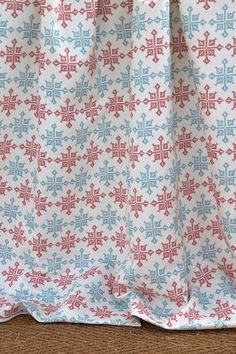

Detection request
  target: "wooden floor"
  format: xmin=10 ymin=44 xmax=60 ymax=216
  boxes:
xmin=1 ymin=315 xmax=236 ymax=354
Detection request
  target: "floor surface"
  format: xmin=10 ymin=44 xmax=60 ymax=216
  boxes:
xmin=1 ymin=315 xmax=236 ymax=354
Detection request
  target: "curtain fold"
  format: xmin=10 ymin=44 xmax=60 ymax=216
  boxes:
xmin=0 ymin=0 xmax=235 ymax=329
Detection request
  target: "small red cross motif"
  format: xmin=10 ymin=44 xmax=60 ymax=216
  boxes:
xmin=143 ymin=83 xmax=170 ymax=116
xmin=55 ymin=189 xmax=79 ymax=215
xmin=179 ymin=173 xmax=200 ymax=201
xmin=0 ymin=88 xmax=22 ymax=117
xmin=14 ymin=179 xmax=33 ymax=206
xmin=129 ymin=94 xmax=141 ymax=117
xmin=55 ymin=146 xmax=80 ymax=173
xmin=106 ymin=136 xmax=127 ymax=164
xmin=9 ymin=222 xmax=26 ymax=247
xmin=173 ymin=79 xmax=195 ymax=109
xmin=34 ymin=190 xmax=53 ymax=216
xmin=129 ymin=188 xmax=149 ymax=219
xmin=53 ymin=48 xmax=82 ymax=79
xmin=54 ymin=0 xmax=78 ymax=28
xmin=56 ymin=230 xmax=80 ymax=254
xmin=28 ymin=233 xmax=53 ymax=258
xmin=0 ymin=0 xmax=30 ymax=18
xmin=105 ymin=89 xmax=129 ymax=118
xmin=0 ymin=133 xmax=17 ymax=160
xmin=226 ymin=37 xmax=236 ymax=57
xmin=129 ymin=138 xmax=145 ymax=169
xmin=131 ymin=237 xmax=154 ymax=267
xmin=83 ymin=140 xmax=103 ymax=167
xmin=2 ymin=262 xmax=24 ymax=287
xmin=156 ymin=234 xmax=181 ymax=264
xmin=29 ymin=47 xmax=51 ymax=73
xmin=54 ymin=269 xmax=77 ymax=290
xmin=80 ymin=96 xmax=103 ymax=123
xmin=199 ymin=84 xmax=223 ymax=116
xmin=0 ymin=176 xmax=12 ymax=196
xmin=226 ymin=91 xmax=236 ymax=110
xmin=111 ymin=226 xmax=127 ymax=254
xmin=184 ymin=218 xmax=204 ymax=246
xmin=191 ymin=31 xmax=223 ymax=64
xmin=192 ymin=263 xmax=216 ymax=287
xmin=205 ymin=135 xmax=224 ymax=165
xmin=39 ymin=0 xmax=53 ymax=16
xmin=147 ymin=136 xmax=174 ymax=166
xmin=176 ymin=127 xmax=198 ymax=155
xmin=166 ymin=281 xmax=188 ymax=308
xmin=104 ymin=274 xmax=127 ymax=296
xmin=120 ymin=0 xmax=133 ymax=13
xmin=0 ymin=39 xmax=27 ymax=69
xmin=226 ymin=143 xmax=236 ymax=162
xmin=98 ymin=41 xmax=125 ymax=71
xmin=83 ymin=225 xmax=108 ymax=251
xmin=218 ymin=257 xmax=236 ymax=279
xmin=171 ymin=28 xmax=188 ymax=59
xmin=210 ymin=299 xmax=236 ymax=321
xmin=55 ymin=98 xmax=79 ymax=128
xmin=140 ymin=30 xmax=169 ymax=63
xmin=66 ymin=290 xmax=87 ymax=310
xmin=82 ymin=183 xmax=106 ymax=209
xmin=151 ymin=186 xmax=176 ymax=216
xmin=108 ymin=181 xmax=127 ymax=209
xmin=25 ymin=95 xmax=52 ymax=125
xmin=25 ymin=270 xmax=51 ymax=288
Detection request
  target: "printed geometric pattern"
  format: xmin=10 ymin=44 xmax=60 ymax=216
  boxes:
xmin=0 ymin=0 xmax=235 ymax=329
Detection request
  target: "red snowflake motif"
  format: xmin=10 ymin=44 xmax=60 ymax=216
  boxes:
xmin=218 ymin=257 xmax=236 ymax=279
xmin=202 ymin=177 xmax=226 ymax=207
xmin=82 ymin=225 xmax=108 ymax=251
xmin=131 ymin=237 xmax=154 ymax=267
xmin=226 ymin=37 xmax=236 ymax=57
xmin=90 ymin=306 xmax=114 ymax=319
xmin=129 ymin=188 xmax=149 ymax=219
xmin=106 ymin=136 xmax=127 ymax=164
xmin=83 ymin=140 xmax=103 ymax=167
xmin=80 ymin=266 xmax=102 ymax=280
xmin=28 ymin=233 xmax=53 ymax=258
xmin=199 ymin=84 xmax=223 ymax=116
xmin=108 ymin=181 xmax=127 ymax=209
xmin=55 ymin=99 xmax=79 ymax=128
xmin=120 ymin=0 xmax=133 ymax=13
xmin=81 ymin=183 xmax=106 ymax=209
xmin=192 ymin=263 xmax=217 ymax=287
xmin=0 ymin=304 xmax=23 ymax=321
xmin=2 ymin=262 xmax=24 ymax=287
xmin=0 ymin=88 xmax=22 ymax=117
xmin=20 ymin=135 xmax=52 ymax=172
xmin=25 ymin=95 xmax=52 ymax=125
xmin=128 ymin=138 xmax=145 ymax=169
xmin=53 ymin=48 xmax=82 ymax=79
xmin=184 ymin=302 xmax=204 ymax=322
xmin=66 ymin=290 xmax=87 ymax=310
xmin=210 ymin=299 xmax=236 ymax=321
xmin=151 ymin=186 xmax=176 ymax=216
xmin=147 ymin=136 xmax=174 ymax=166
xmin=156 ymin=234 xmax=181 ymax=264
xmin=9 ymin=222 xmax=26 ymax=247
xmin=173 ymin=79 xmax=195 ymax=109
xmin=184 ymin=218 xmax=204 ymax=246
xmin=228 ymin=191 xmax=236 ymax=210
xmin=14 ymin=179 xmax=32 ymax=205
xmin=227 ymin=143 xmax=236 ymax=162
xmin=55 ymin=146 xmax=80 ymax=173
xmin=0 ymin=133 xmax=17 ymax=160
xmin=226 ymin=91 xmax=236 ymax=110
xmin=204 ymin=135 xmax=224 ymax=164
xmin=206 ymin=215 xmax=225 ymax=241
xmin=0 ymin=38 xmax=27 ymax=69
xmin=79 ymin=0 xmax=118 ymax=25
xmin=54 ymin=0 xmax=78 ymax=28
xmin=34 ymin=190 xmax=53 ymax=217
xmin=0 ymin=0 xmax=30 ymax=18
xmin=98 ymin=41 xmax=125 ymax=71
xmin=104 ymin=274 xmax=127 ymax=296
xmin=56 ymin=230 xmax=80 ymax=254
xmin=129 ymin=93 xmax=141 ymax=117
xmin=179 ymin=173 xmax=200 ymax=201
xmin=197 ymin=0 xmax=216 ymax=11
xmin=39 ymin=0 xmax=53 ymax=16
xmin=166 ymin=281 xmax=188 ymax=308
xmin=25 ymin=270 xmax=51 ymax=288
xmin=85 ymin=49 xmax=97 ymax=76
xmin=29 ymin=47 xmax=51 ymax=73
xmin=80 ymin=95 xmax=103 ymax=123
xmin=139 ymin=282 xmax=157 ymax=302
xmin=55 ymin=189 xmax=79 ymax=215
xmin=105 ymin=89 xmax=129 ymax=118
xmin=111 ymin=226 xmax=127 ymax=254
xmin=140 ymin=29 xmax=169 ymax=63
xmin=54 ymin=269 xmax=77 ymax=290
xmin=171 ymin=28 xmax=189 ymax=59
xmin=143 ymin=83 xmax=170 ymax=116
xmin=0 ymin=176 xmax=12 ymax=196
xmin=191 ymin=31 xmax=223 ymax=64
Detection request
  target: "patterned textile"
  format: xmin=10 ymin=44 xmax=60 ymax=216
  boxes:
xmin=0 ymin=0 xmax=235 ymax=330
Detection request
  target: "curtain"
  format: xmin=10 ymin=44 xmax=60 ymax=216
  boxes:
xmin=0 ymin=0 xmax=235 ymax=330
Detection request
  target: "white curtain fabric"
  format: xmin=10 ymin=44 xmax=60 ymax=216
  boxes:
xmin=0 ymin=0 xmax=235 ymax=329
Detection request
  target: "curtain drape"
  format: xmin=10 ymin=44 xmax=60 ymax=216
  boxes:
xmin=0 ymin=0 xmax=235 ymax=330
